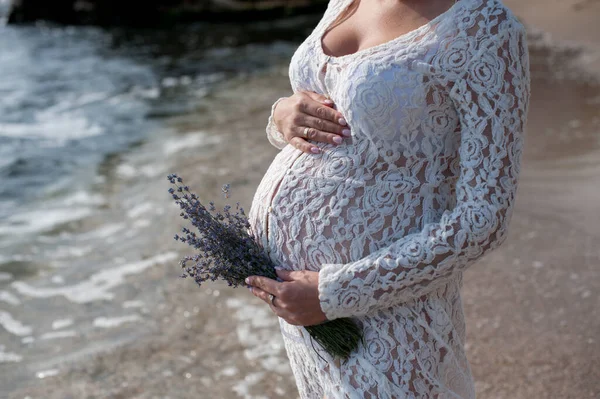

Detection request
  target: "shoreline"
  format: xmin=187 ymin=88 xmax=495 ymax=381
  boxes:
xmin=506 ymin=0 xmax=600 ymax=80
xmin=5 ymin=1 xmax=600 ymax=398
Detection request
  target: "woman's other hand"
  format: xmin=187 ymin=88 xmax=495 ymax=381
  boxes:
xmin=246 ymin=269 xmax=328 ymax=326
xmin=273 ymin=91 xmax=351 ymax=154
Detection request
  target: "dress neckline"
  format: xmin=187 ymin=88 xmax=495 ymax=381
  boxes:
xmin=317 ymin=0 xmax=465 ymax=62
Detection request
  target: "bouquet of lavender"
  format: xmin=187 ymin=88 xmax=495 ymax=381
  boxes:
xmin=168 ymin=174 xmax=363 ymax=360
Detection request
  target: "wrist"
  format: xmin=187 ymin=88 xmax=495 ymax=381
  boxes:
xmin=317 ymin=265 xmax=338 ymax=321
xmin=266 ymin=97 xmax=289 ymax=149
xmin=271 ymin=97 xmax=288 ymax=132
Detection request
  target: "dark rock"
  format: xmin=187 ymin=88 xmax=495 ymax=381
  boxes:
xmin=8 ymin=0 xmax=78 ymax=24
xmin=8 ymin=0 xmax=328 ymax=27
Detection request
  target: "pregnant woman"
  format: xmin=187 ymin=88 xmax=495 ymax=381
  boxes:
xmin=246 ymin=0 xmax=530 ymax=397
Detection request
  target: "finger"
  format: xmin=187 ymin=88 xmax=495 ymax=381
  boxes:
xmin=275 ymin=269 xmax=308 ymax=284
xmin=250 ymin=286 xmax=294 ymax=319
xmin=303 ymin=91 xmax=332 ymax=105
xmin=292 ymin=126 xmax=345 ymax=147
xmin=300 ymin=116 xmax=352 ymax=144
xmin=289 ymin=136 xmax=321 ymax=154
xmin=249 ymin=285 xmax=276 ymax=306
xmin=245 ymin=276 xmax=280 ymax=295
xmin=303 ymin=92 xmax=336 ymax=110
xmin=275 ymin=269 xmax=296 ymax=281
xmin=304 ymin=116 xmax=350 ymax=138
xmin=303 ymin=96 xmax=347 ymax=127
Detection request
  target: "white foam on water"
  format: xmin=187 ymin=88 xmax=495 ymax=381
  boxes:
xmin=116 ymin=163 xmax=137 ymax=179
xmin=122 ymin=300 xmax=145 ymax=309
xmin=79 ymin=223 xmax=126 ymax=240
xmin=60 ymin=190 xmax=105 ymax=207
xmin=226 ymin=297 xmax=290 ymax=373
xmin=132 ymin=219 xmax=151 ymax=229
xmin=163 ymin=132 xmax=219 ymax=156
xmin=45 ymin=92 xmax=111 ymax=114
xmin=131 ymin=86 xmax=160 ymax=99
xmin=51 ymin=275 xmax=65 ymax=284
xmin=0 ymin=311 xmax=33 ymax=336
xmin=0 ymin=345 xmax=22 ymax=363
xmin=218 ymin=366 xmax=239 ymax=377
xmin=138 ymin=163 xmax=167 ymax=178
xmin=1 ymin=254 xmax=32 ymax=263
xmin=39 ymin=330 xmax=77 ymax=340
xmin=0 ymin=290 xmax=20 ymax=305
xmin=225 ymin=296 xmax=293 ymax=397
xmin=0 ymin=156 xmax=12 ymax=170
xmin=93 ymin=314 xmax=141 ymax=329
xmin=0 ymin=0 xmax=10 ymax=16
xmin=11 ymin=252 xmax=178 ymax=303
xmin=115 ymin=161 xmax=165 ymax=180
xmin=161 ymin=77 xmax=179 ymax=87
xmin=127 ymin=202 xmax=154 ymax=219
xmin=231 ymin=371 xmax=267 ymax=399
xmin=0 ymin=207 xmax=92 ymax=235
xmin=51 ymin=318 xmax=74 ymax=330
xmin=0 ymin=111 xmax=103 ymax=141
xmin=36 ymin=369 xmax=59 ymax=379
xmin=48 ymin=245 xmax=93 ymax=260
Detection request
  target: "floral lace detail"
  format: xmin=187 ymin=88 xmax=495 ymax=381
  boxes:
xmin=266 ymin=96 xmax=289 ymax=149
xmin=251 ymin=0 xmax=531 ymax=397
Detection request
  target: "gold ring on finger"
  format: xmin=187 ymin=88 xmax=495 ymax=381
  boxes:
xmin=303 ymin=127 xmax=310 ymax=138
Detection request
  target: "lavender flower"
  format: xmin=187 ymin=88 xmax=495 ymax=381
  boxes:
xmin=168 ymin=174 xmax=363 ymax=360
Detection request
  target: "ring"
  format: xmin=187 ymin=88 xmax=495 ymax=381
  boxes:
xmin=268 ymin=293 xmax=276 ymax=306
xmin=303 ymin=127 xmax=310 ymax=138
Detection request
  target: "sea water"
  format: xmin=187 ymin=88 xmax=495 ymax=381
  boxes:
xmin=0 ymin=13 xmax=318 ymax=395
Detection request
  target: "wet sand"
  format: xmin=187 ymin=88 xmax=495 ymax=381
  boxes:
xmin=8 ymin=2 xmax=600 ymax=398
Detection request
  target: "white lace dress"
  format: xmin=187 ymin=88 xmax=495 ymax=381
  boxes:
xmin=247 ymin=0 xmax=530 ymax=397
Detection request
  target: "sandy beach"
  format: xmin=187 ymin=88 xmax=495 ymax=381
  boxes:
xmin=5 ymin=0 xmax=600 ymax=398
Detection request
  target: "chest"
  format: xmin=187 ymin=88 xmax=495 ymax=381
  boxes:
xmin=288 ymin=31 xmax=444 ymax=138
xmin=287 ymin=0 xmax=461 ymax=148
xmin=321 ymin=0 xmax=457 ymax=58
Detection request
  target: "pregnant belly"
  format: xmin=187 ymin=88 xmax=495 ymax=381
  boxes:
xmin=248 ymin=144 xmax=418 ymax=272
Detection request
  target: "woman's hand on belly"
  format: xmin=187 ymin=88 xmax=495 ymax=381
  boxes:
xmin=246 ymin=269 xmax=328 ymax=326
xmin=272 ymin=91 xmax=351 ymax=154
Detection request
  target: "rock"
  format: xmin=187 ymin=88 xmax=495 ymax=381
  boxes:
xmin=8 ymin=0 xmax=78 ymax=24
xmin=8 ymin=0 xmax=328 ymax=26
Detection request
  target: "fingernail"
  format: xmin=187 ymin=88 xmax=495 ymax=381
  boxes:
xmin=311 ymin=147 xmax=320 ymax=154
xmin=333 ymin=136 xmax=343 ymax=144
xmin=341 ymin=129 xmax=351 ymax=137
xmin=245 ymin=278 xmax=250 ymax=285
xmin=274 ymin=267 xmax=283 ymax=271
xmin=323 ymin=99 xmax=334 ymax=105
xmin=338 ymin=118 xmax=347 ymax=126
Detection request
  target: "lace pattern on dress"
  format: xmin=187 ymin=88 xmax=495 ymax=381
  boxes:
xmin=253 ymin=0 xmax=531 ymax=397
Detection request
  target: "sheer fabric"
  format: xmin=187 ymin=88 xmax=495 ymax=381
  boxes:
xmin=248 ymin=0 xmax=530 ymax=397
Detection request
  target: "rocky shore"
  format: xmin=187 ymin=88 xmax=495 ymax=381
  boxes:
xmin=7 ymin=0 xmax=328 ymax=26
xmin=3 ymin=0 xmax=600 ymax=398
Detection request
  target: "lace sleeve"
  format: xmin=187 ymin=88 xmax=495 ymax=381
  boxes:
xmin=317 ymin=20 xmax=531 ymax=321
xmin=266 ymin=97 xmax=289 ymax=150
